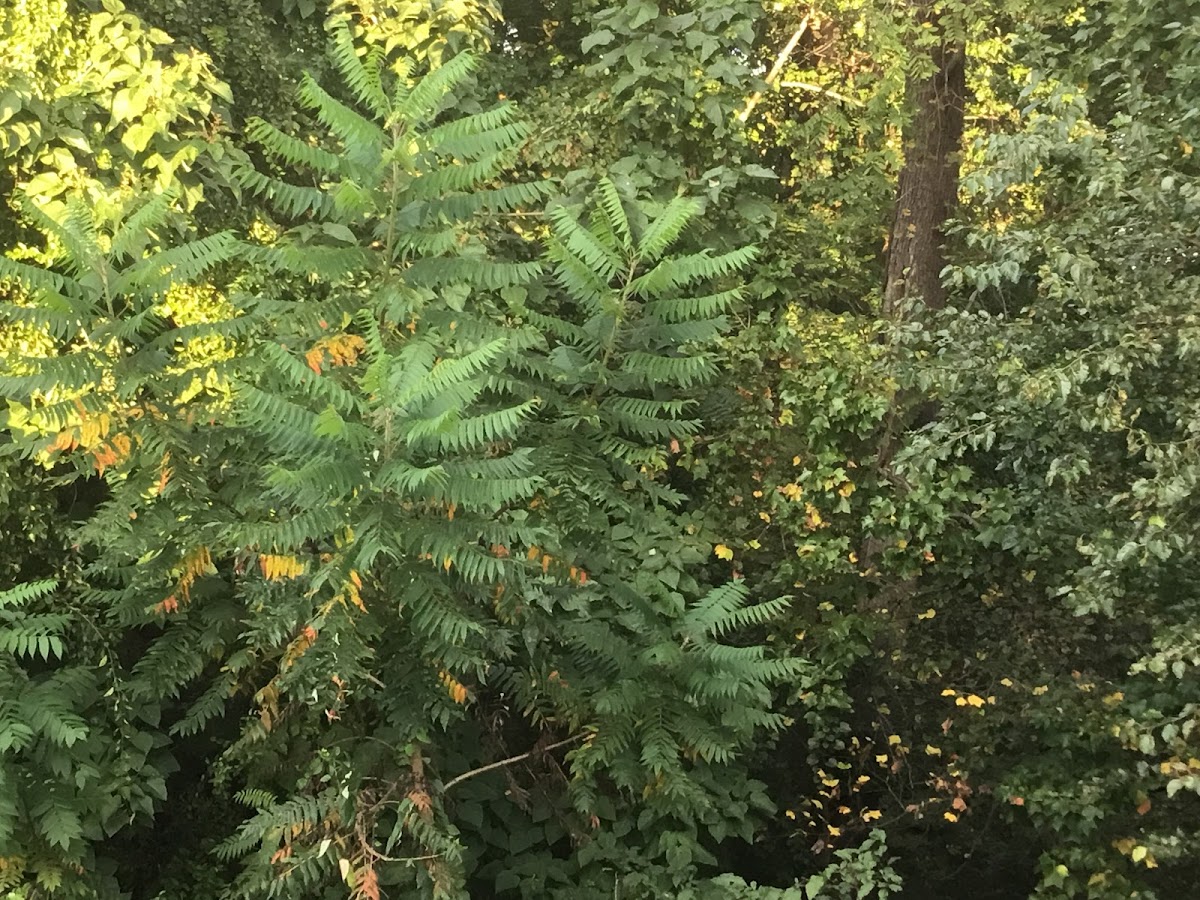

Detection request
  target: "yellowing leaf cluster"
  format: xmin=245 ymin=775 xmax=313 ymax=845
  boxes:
xmin=176 ymin=545 xmax=214 ymax=602
xmin=259 ymin=554 xmax=307 ymax=581
xmin=440 ymin=671 xmax=469 ymax=704
xmin=306 ymin=333 xmax=367 ymax=373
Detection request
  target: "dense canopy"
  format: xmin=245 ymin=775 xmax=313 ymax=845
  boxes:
xmin=2 ymin=1 xmax=1200 ymax=898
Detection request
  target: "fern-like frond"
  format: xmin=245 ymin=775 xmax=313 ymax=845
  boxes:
xmin=235 ymin=167 xmax=337 ymax=220
xmin=643 ymin=288 xmax=743 ymax=323
xmin=595 ymin=176 xmax=633 ymax=250
xmin=245 ymin=117 xmax=345 ymax=176
xmin=298 ymin=74 xmax=385 ymax=167
xmin=620 ymin=351 xmax=715 ymax=387
xmin=630 ymin=246 xmax=759 ymax=298
xmin=636 ymin=195 xmax=700 ymax=260
xmin=113 ymin=231 xmax=240 ymax=295
xmin=0 ymin=254 xmax=74 ymax=297
xmin=393 ymin=51 xmax=477 ymax=123
xmin=547 ymin=204 xmax=623 ymax=282
xmin=109 ymin=189 xmax=178 ymax=262
xmin=329 ymin=24 xmax=389 ymax=118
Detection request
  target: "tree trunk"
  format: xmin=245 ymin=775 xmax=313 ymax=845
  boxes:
xmin=882 ymin=7 xmax=966 ymax=316
xmin=857 ymin=6 xmax=967 ymax=619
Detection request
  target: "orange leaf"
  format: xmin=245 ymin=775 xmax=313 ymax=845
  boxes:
xmin=155 ymin=595 xmax=179 ymax=614
xmin=356 ymin=864 xmax=380 ymax=900
xmin=157 ymin=453 xmax=172 ymax=494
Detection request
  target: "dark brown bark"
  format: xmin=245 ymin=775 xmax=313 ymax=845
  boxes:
xmin=857 ymin=8 xmax=967 ymax=622
xmin=882 ymin=10 xmax=967 ymax=316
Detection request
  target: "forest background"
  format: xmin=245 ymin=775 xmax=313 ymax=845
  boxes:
xmin=2 ymin=0 xmax=1199 ymax=898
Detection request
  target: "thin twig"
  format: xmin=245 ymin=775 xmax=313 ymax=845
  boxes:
xmin=739 ymin=16 xmax=811 ymax=122
xmin=442 ymin=734 xmax=585 ymax=792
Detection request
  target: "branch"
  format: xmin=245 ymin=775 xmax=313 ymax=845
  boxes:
xmin=779 ymin=80 xmax=863 ymax=107
xmin=738 ymin=15 xmax=811 ymax=123
xmin=442 ymin=734 xmax=586 ymax=793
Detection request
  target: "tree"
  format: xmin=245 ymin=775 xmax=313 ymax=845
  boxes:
xmin=882 ymin=0 xmax=967 ymax=316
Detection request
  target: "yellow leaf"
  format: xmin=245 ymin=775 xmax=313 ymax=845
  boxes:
xmin=924 ymin=744 xmax=942 ymax=756
xmin=888 ymin=734 xmax=901 ymax=746
xmin=784 ymin=809 xmax=796 ymax=820
xmin=259 ymin=554 xmax=305 ymax=581
xmin=779 ymin=482 xmax=803 ymax=501
xmin=792 ymin=455 xmax=801 ymax=466
xmin=1131 ymin=846 xmax=1147 ymax=863
xmin=965 ymin=694 xmax=985 ymax=708
xmin=943 ymin=812 xmax=958 ymax=823
xmin=838 ymin=482 xmax=855 ymax=498
xmin=1102 ymin=691 xmax=1125 ymax=706
xmin=917 ymin=608 xmax=936 ymax=620
xmin=1000 ymin=677 xmax=1014 ymax=687
xmin=862 ymin=809 xmax=882 ymax=821
xmin=941 ymin=688 xmax=957 ymax=697
xmin=1032 ymin=685 xmax=1049 ymax=696
xmin=778 ymin=408 xmax=794 ymax=425
xmin=856 ymin=775 xmax=871 ymax=785
xmin=821 ymin=777 xmax=839 ymax=788
xmin=875 ymin=754 xmax=888 ymax=765
xmin=714 ymin=544 xmax=734 ymax=561
xmin=827 ymin=825 xmax=841 ymax=837
xmin=748 ymin=539 xmax=762 ymax=550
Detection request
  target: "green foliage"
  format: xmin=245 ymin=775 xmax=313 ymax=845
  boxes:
xmin=0 ymin=0 xmax=231 ymax=226
xmin=7 ymin=0 xmax=1200 ymax=898
xmin=1 ymin=15 xmax=799 ymax=898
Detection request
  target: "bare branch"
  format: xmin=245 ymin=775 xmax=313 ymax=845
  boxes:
xmin=441 ymin=734 xmax=586 ymax=793
xmin=738 ymin=15 xmax=811 ymax=122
